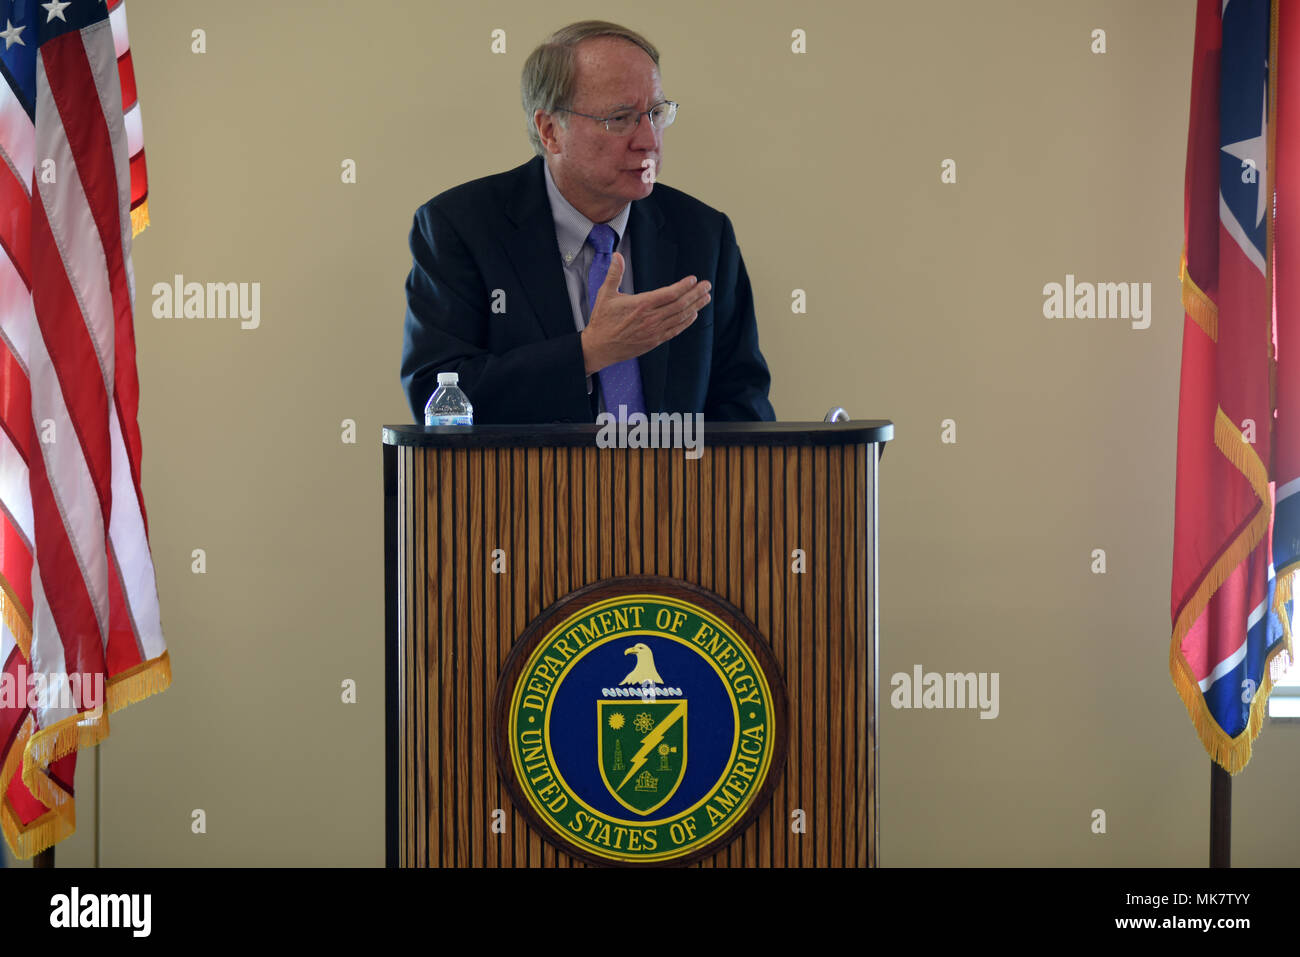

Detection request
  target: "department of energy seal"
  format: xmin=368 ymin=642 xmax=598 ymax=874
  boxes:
xmin=494 ymin=578 xmax=788 ymax=866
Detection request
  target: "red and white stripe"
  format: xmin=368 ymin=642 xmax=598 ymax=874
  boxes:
xmin=0 ymin=1 xmax=162 ymax=857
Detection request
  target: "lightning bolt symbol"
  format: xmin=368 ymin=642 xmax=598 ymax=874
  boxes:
xmin=616 ymin=701 xmax=686 ymax=792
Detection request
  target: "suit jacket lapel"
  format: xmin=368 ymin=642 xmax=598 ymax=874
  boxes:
xmin=630 ymin=195 xmax=676 ymax=413
xmin=504 ymin=156 xmax=678 ymax=413
xmin=504 ymin=157 xmax=577 ymax=343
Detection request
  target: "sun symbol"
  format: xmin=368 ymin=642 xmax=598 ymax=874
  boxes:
xmin=633 ymin=712 xmax=655 ymax=733
xmin=608 ymin=712 xmax=625 ymax=730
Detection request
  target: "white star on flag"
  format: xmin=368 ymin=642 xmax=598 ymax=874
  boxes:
xmin=41 ymin=1 xmax=72 ymax=23
xmin=0 ymin=18 xmax=25 ymax=48
xmin=1220 ymin=81 xmax=1270 ymax=227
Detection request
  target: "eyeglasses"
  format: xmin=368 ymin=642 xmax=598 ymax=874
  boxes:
xmin=553 ymin=100 xmax=678 ymax=135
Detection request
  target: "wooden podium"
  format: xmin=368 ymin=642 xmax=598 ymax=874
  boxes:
xmin=383 ymin=421 xmax=891 ymax=867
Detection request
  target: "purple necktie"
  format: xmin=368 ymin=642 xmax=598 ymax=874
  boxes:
xmin=586 ymin=223 xmax=646 ymax=416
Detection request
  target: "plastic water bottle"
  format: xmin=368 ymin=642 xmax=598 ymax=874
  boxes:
xmin=424 ymin=372 xmax=474 ymax=426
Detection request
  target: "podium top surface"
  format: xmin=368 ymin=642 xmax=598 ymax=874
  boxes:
xmin=383 ymin=420 xmax=893 ymax=449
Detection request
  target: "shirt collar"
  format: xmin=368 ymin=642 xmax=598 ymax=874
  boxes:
xmin=544 ymin=159 xmax=631 ymax=265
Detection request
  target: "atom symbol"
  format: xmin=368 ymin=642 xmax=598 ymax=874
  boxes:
xmin=633 ymin=712 xmax=655 ymax=733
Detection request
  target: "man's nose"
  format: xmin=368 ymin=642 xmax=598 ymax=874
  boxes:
xmin=630 ymin=111 xmax=659 ymax=149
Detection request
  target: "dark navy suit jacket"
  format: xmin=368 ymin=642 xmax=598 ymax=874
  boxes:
xmin=400 ymin=156 xmax=776 ymax=424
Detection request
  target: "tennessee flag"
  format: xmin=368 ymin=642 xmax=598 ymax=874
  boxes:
xmin=1173 ymin=0 xmax=1298 ymax=773
xmin=0 ymin=0 xmax=167 ymax=858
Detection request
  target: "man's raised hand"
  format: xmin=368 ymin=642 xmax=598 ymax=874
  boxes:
xmin=580 ymin=252 xmax=711 ymax=376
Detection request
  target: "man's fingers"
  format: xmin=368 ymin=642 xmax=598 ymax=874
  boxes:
xmin=639 ymin=275 xmax=707 ymax=308
xmin=651 ymin=289 xmax=710 ymax=324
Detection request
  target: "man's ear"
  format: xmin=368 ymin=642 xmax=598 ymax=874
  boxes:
xmin=535 ymin=109 xmax=564 ymax=155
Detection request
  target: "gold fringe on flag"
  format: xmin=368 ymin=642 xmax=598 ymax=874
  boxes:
xmin=1167 ymin=403 xmax=1294 ymax=774
xmin=0 ymin=716 xmax=75 ymax=860
xmin=0 ymin=575 xmax=32 ymax=660
xmin=130 ymin=198 xmax=149 ymax=238
xmin=1169 ymin=631 xmax=1291 ymax=775
xmin=1169 ymin=411 xmax=1272 ymax=651
xmin=1213 ymin=408 xmax=1273 ymax=504
xmin=1273 ymin=571 xmax=1297 ymax=656
xmin=0 ymin=652 xmax=171 ymax=858
xmin=1180 ymin=250 xmax=1218 ymax=342
xmin=105 ymin=651 xmax=172 ymax=714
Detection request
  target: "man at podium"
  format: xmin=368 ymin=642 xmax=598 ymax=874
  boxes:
xmin=400 ymin=19 xmax=776 ymax=425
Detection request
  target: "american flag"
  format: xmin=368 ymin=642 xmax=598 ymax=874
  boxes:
xmin=0 ymin=0 xmax=166 ymax=858
xmin=1172 ymin=0 xmax=1295 ymax=773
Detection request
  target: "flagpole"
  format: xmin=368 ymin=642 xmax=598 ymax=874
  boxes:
xmin=33 ymin=849 xmax=53 ymax=868
xmin=1210 ymin=762 xmax=1231 ymax=867
xmin=94 ymin=744 xmax=101 ymax=867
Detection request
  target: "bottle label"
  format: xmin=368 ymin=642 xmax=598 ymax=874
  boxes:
xmin=426 ymin=415 xmax=473 ymax=427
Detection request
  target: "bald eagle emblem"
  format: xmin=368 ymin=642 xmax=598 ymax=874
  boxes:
xmin=597 ymin=640 xmax=687 ymax=814
xmin=620 ymin=643 xmax=663 ymax=686
xmin=504 ymin=591 xmax=783 ymax=863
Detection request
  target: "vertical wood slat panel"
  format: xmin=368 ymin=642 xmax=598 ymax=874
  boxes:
xmin=426 ymin=451 xmax=439 ymax=866
xmin=512 ymin=449 xmax=530 ymax=867
xmin=855 ymin=445 xmax=869 ymax=867
xmin=537 ymin=448 xmax=556 ymax=869
xmin=397 ymin=438 xmax=874 ymax=867
xmin=664 ymin=450 xmax=679 ymax=578
xmin=398 ymin=451 xmax=406 ymax=866
xmin=398 ymin=450 xmax=408 ymax=865
xmin=525 ymin=449 xmax=545 ymax=867
xmin=824 ymin=446 xmax=840 ymax=868
xmin=439 ymin=451 xmax=456 ymax=865
xmin=783 ymin=449 xmax=800 ymax=866
xmin=405 ymin=447 xmax=421 ymax=868
xmin=813 ymin=445 xmax=829 ymax=867
xmin=584 ymin=446 xmax=598 ymax=590
xmin=731 ymin=446 xmax=749 ymax=867
xmin=715 ymin=445 xmax=730 ymax=619
xmin=450 ymin=451 xmax=466 ymax=866
xmin=402 ymin=448 xmax=416 ymax=866
xmin=699 ymin=450 xmax=717 ymax=869
xmin=599 ymin=449 xmax=612 ymax=579
xmin=768 ymin=447 xmax=787 ymax=869
xmin=842 ymin=447 xmax=852 ymax=868
xmin=799 ymin=447 xmax=813 ymax=868
xmin=655 ymin=444 xmax=665 ymax=572
xmin=865 ymin=445 xmax=877 ymax=868
xmin=753 ymin=446 xmax=772 ymax=869
xmin=613 ymin=448 xmax=628 ymax=577
xmin=627 ymin=447 xmax=641 ymax=576
xmin=482 ymin=450 xmax=500 ymax=868
xmin=569 ymin=447 xmax=587 ymax=868
xmin=498 ymin=449 xmax=516 ymax=866
xmin=685 ymin=454 xmax=698 ymax=584
xmin=569 ymin=448 xmax=584 ymax=593
xmin=460 ymin=447 xmax=475 ymax=868
xmin=429 ymin=449 xmax=442 ymax=868
xmin=541 ymin=453 xmax=557 ymax=863
xmin=542 ymin=448 xmax=557 ymax=611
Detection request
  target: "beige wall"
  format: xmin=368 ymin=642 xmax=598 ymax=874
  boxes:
xmin=22 ymin=0 xmax=1296 ymax=867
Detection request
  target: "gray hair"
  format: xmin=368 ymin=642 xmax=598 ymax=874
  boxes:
xmin=521 ymin=20 xmax=660 ymax=157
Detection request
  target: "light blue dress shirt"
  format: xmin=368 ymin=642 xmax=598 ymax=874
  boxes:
xmin=543 ymin=160 xmax=635 ymax=410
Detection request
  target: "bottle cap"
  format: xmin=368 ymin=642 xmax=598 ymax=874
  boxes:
xmin=436 ymin=372 xmax=459 ymax=387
